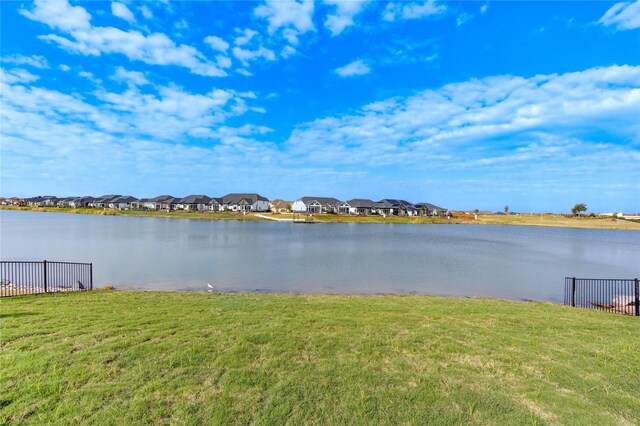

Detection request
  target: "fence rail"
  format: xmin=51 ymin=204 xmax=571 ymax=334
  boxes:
xmin=564 ymin=277 xmax=639 ymax=316
xmin=0 ymin=260 xmax=92 ymax=297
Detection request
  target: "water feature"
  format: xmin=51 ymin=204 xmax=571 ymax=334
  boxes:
xmin=1 ymin=210 xmax=638 ymax=302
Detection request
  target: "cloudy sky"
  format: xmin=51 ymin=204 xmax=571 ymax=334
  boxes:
xmin=1 ymin=0 xmax=639 ymax=212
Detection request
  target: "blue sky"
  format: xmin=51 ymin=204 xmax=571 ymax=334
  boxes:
xmin=1 ymin=0 xmax=639 ymax=212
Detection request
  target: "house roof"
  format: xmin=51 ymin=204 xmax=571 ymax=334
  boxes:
xmin=110 ymin=195 xmax=138 ymax=203
xmin=270 ymin=199 xmax=291 ymax=209
xmin=146 ymin=195 xmax=175 ymax=203
xmin=209 ymin=197 xmax=223 ymax=204
xmin=179 ymin=195 xmax=212 ymax=204
xmin=346 ymin=199 xmax=376 ymax=208
xmin=414 ymin=202 xmax=447 ymax=211
xmin=94 ymin=194 xmax=121 ymax=203
xmin=161 ymin=197 xmax=181 ymax=204
xmin=298 ymin=197 xmax=343 ymax=207
xmin=222 ymin=193 xmax=269 ymax=204
xmin=377 ymin=199 xmax=416 ymax=209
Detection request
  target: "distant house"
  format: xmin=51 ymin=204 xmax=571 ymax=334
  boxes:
xmin=71 ymin=196 xmax=94 ymax=208
xmin=56 ymin=197 xmax=70 ymax=208
xmin=27 ymin=195 xmax=56 ymax=207
xmin=58 ymin=196 xmax=94 ymax=208
xmin=221 ymin=193 xmax=269 ymax=212
xmin=346 ymin=199 xmax=377 ymax=215
xmin=91 ymin=195 xmax=121 ymax=208
xmin=134 ymin=195 xmax=175 ymax=210
xmin=108 ymin=195 xmax=138 ymax=210
xmin=160 ymin=197 xmax=181 ymax=211
xmin=177 ymin=195 xmax=211 ymax=211
xmin=291 ymin=197 xmax=344 ymax=214
xmin=7 ymin=197 xmax=25 ymax=206
xmin=375 ymin=199 xmax=417 ymax=216
xmin=208 ymin=197 xmax=224 ymax=212
xmin=414 ymin=202 xmax=448 ymax=217
xmin=269 ymin=199 xmax=291 ymax=213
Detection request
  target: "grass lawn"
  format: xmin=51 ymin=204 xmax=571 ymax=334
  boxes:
xmin=3 ymin=206 xmax=639 ymax=230
xmin=1 ymin=291 xmax=639 ymax=425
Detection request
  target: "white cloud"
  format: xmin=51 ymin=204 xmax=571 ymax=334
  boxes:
xmin=111 ymin=2 xmax=135 ymax=23
xmin=216 ymin=55 xmax=232 ymax=69
xmin=281 ymin=45 xmax=297 ymax=58
xmin=174 ymin=19 xmax=188 ymax=30
xmin=383 ymin=0 xmax=446 ymax=21
xmin=139 ymin=5 xmax=153 ymax=19
xmin=1 ymin=70 xmax=265 ymax=145
xmin=480 ymin=4 xmax=488 ymax=14
xmin=21 ymin=0 xmax=226 ymax=77
xmin=78 ymin=71 xmax=95 ymax=80
xmin=335 ymin=60 xmax=371 ymax=77
xmin=20 ymin=0 xmax=91 ymax=31
xmin=282 ymin=28 xmax=300 ymax=45
xmin=598 ymin=1 xmax=640 ymax=31
xmin=204 ymin=35 xmax=230 ymax=52
xmin=234 ymin=28 xmax=259 ymax=46
xmin=456 ymin=13 xmax=472 ymax=27
xmin=286 ymin=65 xmax=640 ymax=170
xmin=1 ymin=74 xmax=280 ymax=196
xmin=254 ymin=0 xmax=315 ymax=34
xmin=59 ymin=64 xmax=71 ymax=71
xmin=0 ymin=68 xmax=40 ymax=84
xmin=1 ymin=54 xmax=49 ymax=69
xmin=324 ymin=0 xmax=370 ymax=36
xmin=112 ymin=66 xmax=149 ymax=86
xmin=232 ymin=46 xmax=276 ymax=66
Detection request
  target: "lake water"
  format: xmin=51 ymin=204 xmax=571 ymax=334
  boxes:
xmin=1 ymin=210 xmax=638 ymax=302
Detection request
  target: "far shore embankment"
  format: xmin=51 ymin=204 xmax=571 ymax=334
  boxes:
xmin=1 ymin=206 xmax=639 ymax=230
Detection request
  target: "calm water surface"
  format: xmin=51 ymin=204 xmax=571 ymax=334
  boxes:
xmin=1 ymin=210 xmax=638 ymax=302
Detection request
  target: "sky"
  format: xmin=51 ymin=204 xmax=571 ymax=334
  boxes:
xmin=1 ymin=0 xmax=639 ymax=213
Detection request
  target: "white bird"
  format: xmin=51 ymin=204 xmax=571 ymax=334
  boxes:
xmin=207 ymin=283 xmax=214 ymax=292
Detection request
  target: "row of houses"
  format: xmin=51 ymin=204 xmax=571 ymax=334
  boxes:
xmin=291 ymin=197 xmax=448 ymax=217
xmin=9 ymin=194 xmax=448 ymax=216
xmin=23 ymin=194 xmax=270 ymax=212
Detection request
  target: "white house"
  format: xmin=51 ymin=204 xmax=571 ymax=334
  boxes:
xmin=176 ymin=195 xmax=212 ymax=211
xmin=346 ymin=199 xmax=377 ymax=215
xmin=221 ymin=193 xmax=269 ymax=212
xmin=291 ymin=197 xmax=344 ymax=214
xmin=108 ymin=195 xmax=138 ymax=210
xmin=208 ymin=197 xmax=224 ymax=211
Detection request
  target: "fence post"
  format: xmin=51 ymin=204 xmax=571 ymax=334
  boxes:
xmin=43 ymin=260 xmax=48 ymax=293
xmin=571 ymin=277 xmax=576 ymax=307
xmin=635 ymin=278 xmax=639 ymax=317
xmin=90 ymin=263 xmax=93 ymax=291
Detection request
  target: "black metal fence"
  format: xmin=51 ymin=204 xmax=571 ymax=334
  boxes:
xmin=0 ymin=261 xmax=92 ymax=297
xmin=564 ymin=277 xmax=639 ymax=316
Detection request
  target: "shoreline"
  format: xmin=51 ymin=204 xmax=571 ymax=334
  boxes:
xmin=2 ymin=205 xmax=639 ymax=230
xmin=92 ymin=286 xmax=564 ymax=305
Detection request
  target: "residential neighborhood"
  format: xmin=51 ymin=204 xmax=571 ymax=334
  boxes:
xmin=2 ymin=194 xmax=449 ymax=216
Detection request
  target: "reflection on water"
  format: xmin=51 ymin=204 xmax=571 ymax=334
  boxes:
xmin=1 ymin=210 xmax=638 ymax=302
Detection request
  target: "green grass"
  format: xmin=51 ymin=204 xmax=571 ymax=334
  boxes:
xmin=1 ymin=291 xmax=639 ymax=425
xmin=4 ymin=206 xmax=639 ymax=230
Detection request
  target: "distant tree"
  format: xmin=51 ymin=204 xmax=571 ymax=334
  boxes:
xmin=504 ymin=205 xmax=509 ymax=215
xmin=571 ymin=203 xmax=587 ymax=216
xmin=474 ymin=209 xmax=479 ymax=214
